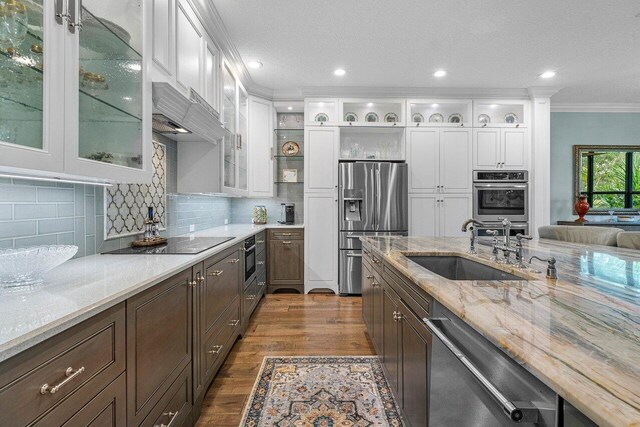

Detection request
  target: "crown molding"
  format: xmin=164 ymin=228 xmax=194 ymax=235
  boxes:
xmin=551 ymin=103 xmax=640 ymax=113
xmin=299 ymin=86 xmax=531 ymax=99
xmin=187 ymin=0 xmax=254 ymax=89
xmin=527 ymin=86 xmax=562 ymax=98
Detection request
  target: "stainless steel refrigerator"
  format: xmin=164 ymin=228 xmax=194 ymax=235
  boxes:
xmin=339 ymin=162 xmax=408 ymax=295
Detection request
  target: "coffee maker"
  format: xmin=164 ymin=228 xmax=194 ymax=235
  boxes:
xmin=278 ymin=203 xmax=295 ymax=225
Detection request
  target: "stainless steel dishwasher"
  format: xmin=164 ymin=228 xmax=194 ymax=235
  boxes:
xmin=424 ymin=302 xmax=558 ymax=426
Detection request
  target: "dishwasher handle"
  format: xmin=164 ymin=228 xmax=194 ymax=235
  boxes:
xmin=424 ymin=318 xmax=537 ymax=423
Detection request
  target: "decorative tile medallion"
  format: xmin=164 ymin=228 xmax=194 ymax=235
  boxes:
xmin=105 ymin=141 xmax=166 ymax=239
xmin=240 ymin=356 xmax=403 ymax=426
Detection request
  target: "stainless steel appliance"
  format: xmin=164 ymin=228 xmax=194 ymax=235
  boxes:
xmin=426 ymin=302 xmax=557 ymax=426
xmin=102 ymin=236 xmax=234 ymax=255
xmin=278 ymin=203 xmax=295 ymax=225
xmin=473 ymin=170 xmax=528 ymax=234
xmin=244 ymin=235 xmax=256 ymax=281
xmin=339 ymin=162 xmax=408 ymax=295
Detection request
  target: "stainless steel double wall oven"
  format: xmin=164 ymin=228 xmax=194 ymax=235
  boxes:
xmin=473 ymin=171 xmax=529 ymax=236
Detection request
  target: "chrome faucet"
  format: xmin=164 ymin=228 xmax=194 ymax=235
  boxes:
xmin=499 ymin=217 xmax=512 ymax=246
xmin=514 ymin=233 xmax=533 ymax=268
xmin=486 ymin=230 xmax=500 ymax=261
xmin=491 ymin=218 xmax=519 ymax=264
xmin=461 ymin=219 xmax=485 ymax=254
xmin=529 ymin=256 xmax=558 ymax=279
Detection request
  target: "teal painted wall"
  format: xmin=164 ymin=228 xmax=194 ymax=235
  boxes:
xmin=550 ymin=112 xmax=640 ymax=224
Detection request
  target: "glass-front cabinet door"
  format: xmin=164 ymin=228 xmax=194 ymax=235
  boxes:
xmin=237 ymin=84 xmax=248 ymax=192
xmin=0 ymin=0 xmax=65 ymax=172
xmin=222 ymin=62 xmax=236 ymax=190
xmin=65 ymin=0 xmax=151 ymax=182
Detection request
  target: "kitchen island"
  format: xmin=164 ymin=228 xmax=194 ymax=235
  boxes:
xmin=361 ymin=235 xmax=640 ymax=427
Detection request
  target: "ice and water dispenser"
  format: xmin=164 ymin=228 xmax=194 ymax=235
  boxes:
xmin=343 ymin=189 xmax=363 ymax=222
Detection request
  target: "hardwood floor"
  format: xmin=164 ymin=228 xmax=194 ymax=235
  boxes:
xmin=195 ymin=294 xmax=375 ymax=426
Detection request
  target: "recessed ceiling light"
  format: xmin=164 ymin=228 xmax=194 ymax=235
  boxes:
xmin=334 ymin=68 xmax=346 ymax=76
xmin=490 ymin=104 xmax=498 ymax=109
xmin=433 ymin=70 xmax=447 ymax=77
xmin=431 ymin=103 xmax=439 ymax=108
xmin=367 ymin=102 xmax=374 ymax=107
xmin=248 ymin=61 xmax=263 ymax=69
xmin=287 ymin=106 xmax=293 ymax=111
xmin=540 ymin=71 xmax=556 ymax=79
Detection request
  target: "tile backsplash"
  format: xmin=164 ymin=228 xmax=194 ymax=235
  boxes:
xmin=0 ymin=134 xmax=301 ymax=257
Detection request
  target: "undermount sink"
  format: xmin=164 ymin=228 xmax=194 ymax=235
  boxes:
xmin=406 ymin=256 xmax=524 ymax=281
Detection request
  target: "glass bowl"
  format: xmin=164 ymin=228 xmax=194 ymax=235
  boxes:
xmin=0 ymin=245 xmax=78 ymax=289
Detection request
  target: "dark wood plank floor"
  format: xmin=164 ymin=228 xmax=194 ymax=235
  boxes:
xmin=195 ymin=294 xmax=375 ymax=426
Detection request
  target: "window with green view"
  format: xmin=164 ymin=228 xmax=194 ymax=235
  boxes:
xmin=580 ymin=149 xmax=640 ymax=210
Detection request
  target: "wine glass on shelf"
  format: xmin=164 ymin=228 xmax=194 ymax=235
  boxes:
xmin=608 ymin=210 xmax=615 ymax=222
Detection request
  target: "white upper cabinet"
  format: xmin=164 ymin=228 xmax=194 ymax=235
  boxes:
xmin=176 ymin=0 xmax=203 ymax=96
xmin=339 ymin=99 xmax=406 ymax=127
xmin=151 ymin=0 xmax=174 ymax=79
xmin=473 ymin=100 xmax=530 ymax=128
xmin=203 ymin=40 xmax=220 ymax=113
xmin=305 ymin=127 xmax=339 ymax=192
xmin=407 ymin=128 xmax=471 ymax=193
xmin=473 ymin=128 xmax=528 ymax=170
xmin=1 ymin=0 xmax=152 ymax=183
xmin=305 ymin=99 xmax=339 ymax=126
xmin=248 ymin=97 xmax=274 ymax=197
xmin=407 ymin=99 xmax=472 ymax=128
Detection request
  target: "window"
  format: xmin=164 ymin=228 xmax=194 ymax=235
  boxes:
xmin=576 ymin=147 xmax=640 ymax=211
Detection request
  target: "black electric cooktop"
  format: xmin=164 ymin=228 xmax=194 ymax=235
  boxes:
xmin=102 ymin=236 xmax=235 ymax=255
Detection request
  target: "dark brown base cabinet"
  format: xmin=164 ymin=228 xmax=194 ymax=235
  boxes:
xmin=0 ymin=239 xmax=266 ymax=427
xmin=267 ymin=228 xmax=304 ymax=294
xmin=362 ymin=247 xmax=433 ymax=427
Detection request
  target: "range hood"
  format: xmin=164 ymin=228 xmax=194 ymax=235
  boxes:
xmin=152 ymin=82 xmax=229 ymax=144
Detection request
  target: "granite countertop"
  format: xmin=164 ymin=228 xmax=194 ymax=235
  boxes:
xmin=0 ymin=223 xmax=304 ymax=362
xmin=361 ymin=236 xmax=640 ymax=427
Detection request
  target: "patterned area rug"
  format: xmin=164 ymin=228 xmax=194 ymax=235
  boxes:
xmin=240 ymin=356 xmax=403 ymax=426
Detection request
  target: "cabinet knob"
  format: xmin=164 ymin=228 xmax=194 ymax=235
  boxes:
xmin=188 ymin=280 xmax=197 ymax=288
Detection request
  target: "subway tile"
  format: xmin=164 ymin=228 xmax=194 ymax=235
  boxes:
xmin=0 ymin=239 xmax=13 ymax=249
xmin=0 ymin=204 xmax=11 ymax=220
xmin=0 ymin=185 xmax=37 ymax=202
xmin=85 ymin=196 xmax=95 ymax=234
xmin=57 ymin=203 xmax=75 ymax=218
xmin=0 ymin=178 xmax=11 ymax=184
xmin=95 ymin=187 xmax=104 ymax=215
xmin=56 ymin=182 xmax=74 ymax=188
xmin=74 ymin=217 xmax=85 ymax=257
xmin=12 ymin=178 xmax=56 ymax=187
xmin=0 ymin=221 xmax=37 ymax=239
xmin=85 ymin=185 xmax=95 ymax=196
xmin=97 ymin=236 xmax=120 ymax=254
xmin=57 ymin=232 xmax=75 ymax=245
xmin=38 ymin=218 xmax=75 ymax=234
xmin=37 ymin=187 xmax=73 ymax=203
xmin=14 ymin=234 xmax=58 ymax=248
xmin=85 ymin=235 xmax=96 ymax=256
xmin=14 ymin=203 xmax=57 ymax=220
xmin=75 ymin=185 xmax=85 ymax=216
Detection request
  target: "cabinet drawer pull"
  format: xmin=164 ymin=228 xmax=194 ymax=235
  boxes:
xmin=366 ymin=275 xmax=373 ymax=280
xmin=40 ymin=366 xmax=85 ymax=395
xmin=282 ymin=241 xmax=292 ymax=245
xmin=279 ymin=233 xmax=293 ymax=236
xmin=228 ymin=259 xmax=240 ymax=264
xmin=54 ymin=0 xmax=69 ymax=25
xmin=228 ymin=319 xmax=240 ymax=326
xmin=257 ymin=240 xmax=265 ymax=244
xmin=258 ymin=281 xmax=266 ymax=287
xmin=208 ymin=270 xmax=223 ymax=277
xmin=257 ymin=261 xmax=265 ymax=266
xmin=155 ymin=410 xmax=180 ymax=427
xmin=207 ymin=345 xmax=223 ymax=355
xmin=247 ymin=295 xmax=256 ymax=300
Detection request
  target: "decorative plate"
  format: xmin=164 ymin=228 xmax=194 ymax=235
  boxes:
xmin=344 ymin=112 xmax=358 ymax=122
xmin=477 ymin=114 xmax=491 ymax=124
xmin=315 ymin=113 xmax=329 ymax=122
xmin=384 ymin=113 xmax=399 ymax=123
xmin=448 ymin=113 xmax=463 ymax=123
xmin=504 ymin=113 xmax=518 ymax=124
xmin=365 ymin=112 xmax=379 ymax=123
xmin=429 ymin=113 xmax=444 ymax=123
xmin=281 ymin=141 xmax=300 ymax=156
xmin=412 ymin=113 xmax=424 ymax=123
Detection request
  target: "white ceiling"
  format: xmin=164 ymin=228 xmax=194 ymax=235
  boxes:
xmin=211 ymin=0 xmax=640 ymax=104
